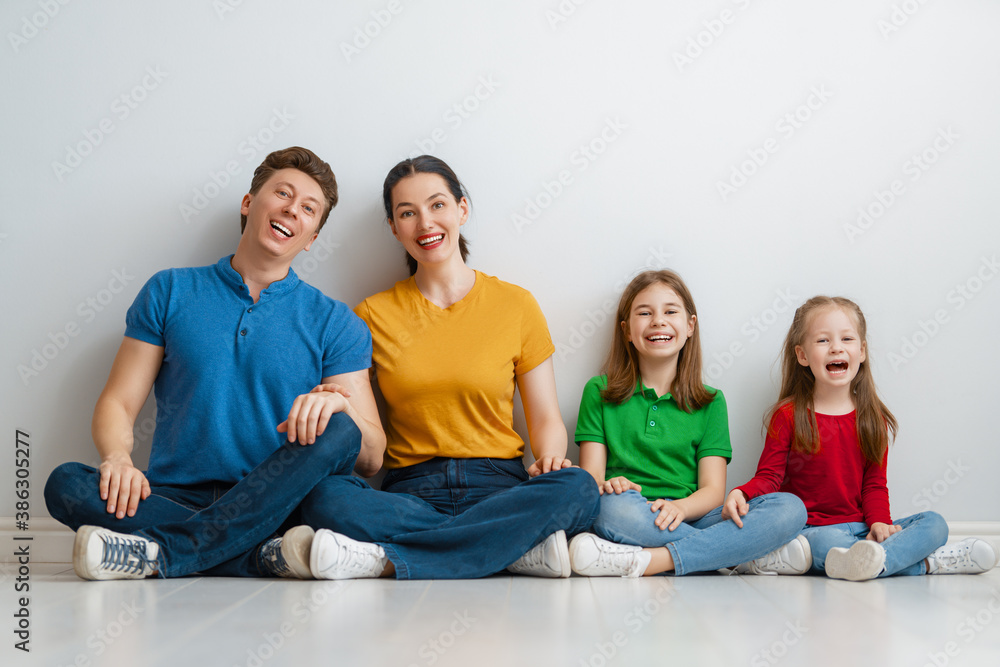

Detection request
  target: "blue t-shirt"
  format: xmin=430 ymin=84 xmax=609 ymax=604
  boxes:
xmin=124 ymin=255 xmax=371 ymax=486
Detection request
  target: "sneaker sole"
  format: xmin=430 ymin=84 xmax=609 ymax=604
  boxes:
xmin=825 ymin=541 xmax=886 ymax=581
xmin=281 ymin=526 xmax=315 ymax=579
xmin=72 ymin=525 xmax=100 ymax=580
xmin=552 ymin=530 xmax=571 ymax=578
xmin=786 ymin=535 xmax=813 ymax=575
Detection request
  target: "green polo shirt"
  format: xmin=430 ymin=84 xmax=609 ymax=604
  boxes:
xmin=574 ymin=375 xmax=731 ymax=501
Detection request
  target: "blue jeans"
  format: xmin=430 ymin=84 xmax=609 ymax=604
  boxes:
xmin=800 ymin=511 xmax=948 ymax=577
xmin=299 ymin=457 xmax=600 ymax=579
xmin=44 ymin=412 xmax=362 ymax=577
xmin=593 ymin=490 xmax=807 ymax=575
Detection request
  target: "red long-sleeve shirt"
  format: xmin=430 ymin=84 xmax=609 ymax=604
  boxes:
xmin=736 ymin=403 xmax=891 ymax=527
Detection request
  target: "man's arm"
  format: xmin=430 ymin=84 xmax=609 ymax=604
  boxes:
xmin=281 ymin=369 xmax=386 ymax=477
xmin=91 ymin=337 xmax=164 ymax=518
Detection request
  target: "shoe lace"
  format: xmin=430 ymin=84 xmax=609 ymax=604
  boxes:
xmin=334 ymin=542 xmax=378 ymax=573
xmin=101 ymin=534 xmax=155 ymax=575
xmin=936 ymin=545 xmax=973 ymax=569
xmin=596 ymin=544 xmax=639 ymax=575
xmin=510 ymin=544 xmax=545 ymax=571
xmin=750 ymin=551 xmax=783 ymax=575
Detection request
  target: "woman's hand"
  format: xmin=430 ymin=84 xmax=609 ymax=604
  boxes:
xmin=527 ymin=456 xmax=573 ymax=477
xmin=601 ymin=476 xmax=642 ymax=496
xmin=866 ymin=522 xmax=901 ymax=543
xmin=650 ymin=498 xmax=687 ymax=531
xmin=721 ymin=489 xmax=750 ymax=528
xmin=278 ymin=390 xmax=351 ymax=445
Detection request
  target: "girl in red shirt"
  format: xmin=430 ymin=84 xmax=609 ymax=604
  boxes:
xmin=723 ymin=296 xmax=997 ymax=580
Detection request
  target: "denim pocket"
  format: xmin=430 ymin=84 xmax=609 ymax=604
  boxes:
xmin=483 ymin=457 xmax=530 ymax=483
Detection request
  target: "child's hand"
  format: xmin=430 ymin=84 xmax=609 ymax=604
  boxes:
xmin=866 ymin=522 xmax=901 ymax=543
xmin=650 ymin=498 xmax=687 ymax=531
xmin=527 ymin=456 xmax=574 ymax=477
xmin=721 ymin=489 xmax=750 ymax=528
xmin=601 ymin=476 xmax=642 ymax=496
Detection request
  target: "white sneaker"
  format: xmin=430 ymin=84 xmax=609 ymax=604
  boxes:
xmin=733 ymin=535 xmax=812 ymax=575
xmin=825 ymin=541 xmax=886 ymax=581
xmin=507 ymin=531 xmax=570 ymax=578
xmin=260 ymin=526 xmax=315 ymax=579
xmin=73 ymin=526 xmax=160 ymax=581
xmin=310 ymin=529 xmax=388 ymax=580
xmin=568 ymin=533 xmax=651 ymax=578
xmin=926 ymin=538 xmax=999 ymax=575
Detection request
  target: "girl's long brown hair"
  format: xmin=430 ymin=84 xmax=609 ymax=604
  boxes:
xmin=601 ymin=270 xmax=714 ymax=412
xmin=768 ymin=296 xmax=897 ymax=463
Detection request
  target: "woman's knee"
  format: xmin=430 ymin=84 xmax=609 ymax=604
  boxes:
xmin=299 ymin=475 xmax=370 ymax=527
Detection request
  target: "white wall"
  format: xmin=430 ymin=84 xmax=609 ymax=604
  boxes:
xmin=3 ymin=1 xmax=998 ymax=522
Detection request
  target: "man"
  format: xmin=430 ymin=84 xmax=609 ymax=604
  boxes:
xmin=44 ymin=146 xmax=385 ymax=580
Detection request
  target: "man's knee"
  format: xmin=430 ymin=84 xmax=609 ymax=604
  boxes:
xmin=305 ymin=412 xmax=362 ymax=470
xmin=44 ymin=462 xmax=96 ymax=526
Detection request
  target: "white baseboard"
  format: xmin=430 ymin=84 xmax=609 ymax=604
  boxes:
xmin=3 ymin=517 xmax=999 ymax=564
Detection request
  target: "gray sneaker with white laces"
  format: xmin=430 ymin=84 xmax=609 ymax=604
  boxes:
xmin=73 ymin=526 xmax=160 ymax=581
xmin=569 ymin=533 xmax=651 ymax=578
xmin=507 ymin=530 xmax=570 ymax=578
xmin=310 ymin=529 xmax=388 ymax=580
xmin=733 ymin=535 xmax=812 ymax=575
xmin=926 ymin=538 xmax=999 ymax=575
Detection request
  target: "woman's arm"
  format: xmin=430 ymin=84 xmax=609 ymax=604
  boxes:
xmin=516 ymin=357 xmax=573 ymax=476
xmin=650 ymin=456 xmax=727 ymax=530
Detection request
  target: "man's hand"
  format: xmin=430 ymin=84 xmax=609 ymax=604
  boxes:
xmin=527 ymin=455 xmax=573 ymax=477
xmin=721 ymin=488 xmax=750 ymax=528
xmin=99 ymin=455 xmax=151 ymax=519
xmin=278 ymin=390 xmax=351 ymax=445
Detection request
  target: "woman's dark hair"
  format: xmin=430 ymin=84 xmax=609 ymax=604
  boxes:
xmin=382 ymin=155 xmax=471 ymax=275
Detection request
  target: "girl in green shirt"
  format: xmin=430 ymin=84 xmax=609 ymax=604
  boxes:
xmin=571 ymin=269 xmax=808 ymax=577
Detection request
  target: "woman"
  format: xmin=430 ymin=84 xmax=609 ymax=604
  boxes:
xmin=293 ymin=155 xmax=599 ymax=580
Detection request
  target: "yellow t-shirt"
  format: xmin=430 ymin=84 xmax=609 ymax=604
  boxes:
xmin=354 ymin=271 xmax=555 ymax=469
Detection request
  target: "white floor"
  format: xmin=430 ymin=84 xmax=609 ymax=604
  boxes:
xmin=8 ymin=564 xmax=1000 ymax=667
